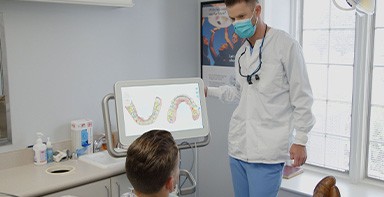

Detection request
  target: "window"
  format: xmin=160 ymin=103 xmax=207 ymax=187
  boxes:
xmin=302 ymin=0 xmax=355 ymax=172
xmin=0 ymin=12 xmax=11 ymax=146
xmin=368 ymin=0 xmax=384 ymax=181
xmin=300 ymin=0 xmax=384 ymax=183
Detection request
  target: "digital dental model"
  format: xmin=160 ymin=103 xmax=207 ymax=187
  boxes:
xmin=125 ymin=97 xmax=162 ymax=125
xmin=167 ymin=95 xmax=200 ymax=123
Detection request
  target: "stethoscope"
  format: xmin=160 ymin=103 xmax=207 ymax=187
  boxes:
xmin=238 ymin=24 xmax=268 ymax=85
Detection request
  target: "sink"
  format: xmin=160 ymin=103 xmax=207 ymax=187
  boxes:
xmin=78 ymin=150 xmax=126 ymax=169
xmin=46 ymin=165 xmax=75 ymax=175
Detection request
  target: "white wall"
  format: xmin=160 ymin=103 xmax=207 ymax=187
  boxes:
xmin=0 ymin=0 xmax=199 ymax=153
xmin=263 ymin=0 xmax=291 ymax=33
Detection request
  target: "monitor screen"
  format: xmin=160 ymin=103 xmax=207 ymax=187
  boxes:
xmin=114 ymin=78 xmax=210 ymax=146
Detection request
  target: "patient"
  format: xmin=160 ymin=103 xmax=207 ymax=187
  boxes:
xmin=125 ymin=130 xmax=179 ymax=197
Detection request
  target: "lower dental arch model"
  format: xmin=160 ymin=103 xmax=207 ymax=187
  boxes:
xmin=125 ymin=95 xmax=200 ymax=125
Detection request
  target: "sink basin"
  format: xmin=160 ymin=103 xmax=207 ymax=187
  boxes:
xmin=46 ymin=165 xmax=75 ymax=175
xmin=78 ymin=150 xmax=126 ymax=169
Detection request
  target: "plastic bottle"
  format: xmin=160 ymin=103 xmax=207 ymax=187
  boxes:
xmin=46 ymin=137 xmax=53 ymax=163
xmin=33 ymin=132 xmax=47 ymax=165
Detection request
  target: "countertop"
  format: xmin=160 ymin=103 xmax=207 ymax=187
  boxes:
xmin=0 ymin=157 xmax=126 ymax=197
xmin=280 ymin=167 xmax=384 ymax=197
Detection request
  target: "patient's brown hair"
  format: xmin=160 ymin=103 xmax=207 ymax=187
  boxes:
xmin=125 ymin=130 xmax=178 ymax=194
xmin=224 ymin=0 xmax=258 ymax=7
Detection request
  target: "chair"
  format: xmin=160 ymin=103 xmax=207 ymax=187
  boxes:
xmin=313 ymin=176 xmax=341 ymax=197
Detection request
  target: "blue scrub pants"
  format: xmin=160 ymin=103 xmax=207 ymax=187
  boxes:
xmin=229 ymin=157 xmax=284 ymax=197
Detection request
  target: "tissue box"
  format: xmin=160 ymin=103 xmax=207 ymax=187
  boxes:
xmin=70 ymin=119 xmax=93 ymax=156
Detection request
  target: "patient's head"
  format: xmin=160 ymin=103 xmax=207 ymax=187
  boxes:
xmin=125 ymin=130 xmax=179 ymax=197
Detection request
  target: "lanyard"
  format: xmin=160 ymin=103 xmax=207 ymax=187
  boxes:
xmin=238 ymin=24 xmax=268 ymax=85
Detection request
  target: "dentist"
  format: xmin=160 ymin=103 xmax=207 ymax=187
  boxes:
xmin=205 ymin=0 xmax=315 ymax=196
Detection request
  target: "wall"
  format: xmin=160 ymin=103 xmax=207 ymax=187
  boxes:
xmin=0 ymin=0 xmax=299 ymax=196
xmin=0 ymin=0 xmax=199 ymax=153
xmin=263 ymin=0 xmax=291 ymax=33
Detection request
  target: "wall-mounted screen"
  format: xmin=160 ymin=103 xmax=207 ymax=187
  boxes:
xmin=201 ymin=1 xmax=245 ymax=87
xmin=114 ymin=78 xmax=210 ymax=146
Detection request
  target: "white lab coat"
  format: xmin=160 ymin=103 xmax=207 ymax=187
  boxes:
xmin=208 ymin=28 xmax=315 ymax=163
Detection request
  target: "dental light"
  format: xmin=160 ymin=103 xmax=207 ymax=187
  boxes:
xmin=332 ymin=0 xmax=375 ymax=15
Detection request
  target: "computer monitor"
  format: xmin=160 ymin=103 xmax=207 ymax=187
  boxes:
xmin=114 ymin=78 xmax=210 ymax=146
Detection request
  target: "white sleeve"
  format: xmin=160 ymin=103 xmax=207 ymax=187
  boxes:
xmin=207 ymin=46 xmax=242 ymax=104
xmin=283 ymin=40 xmax=316 ymax=146
xmin=207 ymin=83 xmax=241 ymax=104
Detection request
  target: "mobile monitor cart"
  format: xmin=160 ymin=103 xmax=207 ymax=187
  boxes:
xmin=102 ymin=78 xmax=210 ymax=195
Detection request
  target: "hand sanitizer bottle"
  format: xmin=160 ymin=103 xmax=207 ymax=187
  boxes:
xmin=33 ymin=132 xmax=47 ymax=165
xmin=46 ymin=137 xmax=53 ymax=163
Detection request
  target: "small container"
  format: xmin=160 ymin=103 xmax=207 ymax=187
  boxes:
xmin=46 ymin=137 xmax=53 ymax=163
xmin=33 ymin=132 xmax=47 ymax=165
xmin=70 ymin=119 xmax=93 ymax=157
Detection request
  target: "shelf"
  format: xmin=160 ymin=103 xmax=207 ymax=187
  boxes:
xmin=18 ymin=0 xmax=134 ymax=7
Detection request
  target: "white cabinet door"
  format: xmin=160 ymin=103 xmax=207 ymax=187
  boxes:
xmin=44 ymin=179 xmax=111 ymax=197
xmin=111 ymin=174 xmax=132 ymax=197
xmin=20 ymin=0 xmax=134 ymax=7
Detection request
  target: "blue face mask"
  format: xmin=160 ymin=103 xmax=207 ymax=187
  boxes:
xmin=232 ymin=9 xmax=257 ymax=39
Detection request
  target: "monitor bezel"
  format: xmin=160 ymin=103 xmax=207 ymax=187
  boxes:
xmin=114 ymin=78 xmax=210 ymax=146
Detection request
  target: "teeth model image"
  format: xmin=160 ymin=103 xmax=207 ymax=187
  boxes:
xmin=125 ymin=97 xmax=162 ymax=125
xmin=167 ymin=95 xmax=200 ymax=124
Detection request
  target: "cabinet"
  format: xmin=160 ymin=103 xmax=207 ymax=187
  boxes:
xmin=44 ymin=174 xmax=132 ymax=197
xmin=111 ymin=174 xmax=132 ymax=197
xmin=19 ymin=0 xmax=134 ymax=7
xmin=44 ymin=179 xmax=111 ymax=197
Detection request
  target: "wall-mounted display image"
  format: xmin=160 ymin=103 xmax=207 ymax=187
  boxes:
xmin=201 ymin=1 xmax=245 ymax=87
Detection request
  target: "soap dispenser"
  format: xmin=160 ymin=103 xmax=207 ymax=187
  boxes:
xmin=33 ymin=132 xmax=47 ymax=165
xmin=46 ymin=137 xmax=53 ymax=163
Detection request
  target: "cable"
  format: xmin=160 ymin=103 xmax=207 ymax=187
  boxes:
xmin=0 ymin=39 xmax=4 ymax=94
xmin=178 ymin=141 xmax=195 ymax=189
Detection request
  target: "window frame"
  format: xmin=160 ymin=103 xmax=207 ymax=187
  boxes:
xmin=0 ymin=12 xmax=11 ymax=146
xmin=293 ymin=0 xmax=384 ymax=185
